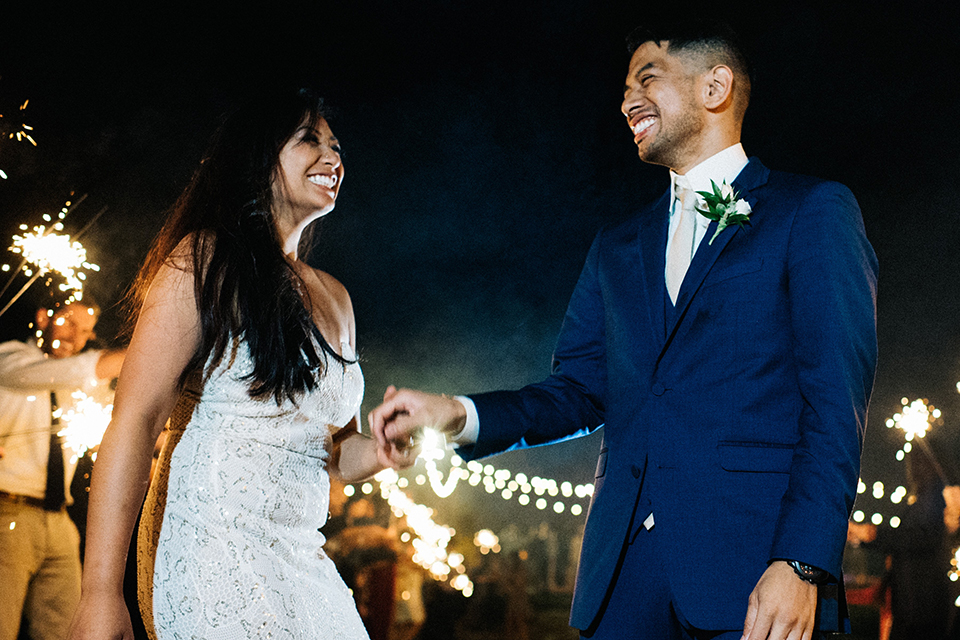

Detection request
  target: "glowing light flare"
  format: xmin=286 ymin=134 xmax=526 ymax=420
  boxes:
xmin=58 ymin=391 xmax=112 ymax=460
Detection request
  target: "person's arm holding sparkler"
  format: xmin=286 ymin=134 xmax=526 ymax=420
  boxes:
xmin=67 ymin=258 xmax=199 ymax=640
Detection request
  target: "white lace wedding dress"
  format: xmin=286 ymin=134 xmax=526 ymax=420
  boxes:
xmin=138 ymin=339 xmax=369 ymax=640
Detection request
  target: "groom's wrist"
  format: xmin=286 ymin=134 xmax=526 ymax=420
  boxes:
xmin=778 ymin=559 xmax=831 ymax=585
xmin=447 ymin=396 xmax=479 ymax=445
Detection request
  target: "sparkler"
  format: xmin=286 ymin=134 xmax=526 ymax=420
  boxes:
xmin=58 ymin=390 xmax=112 ymax=462
xmin=885 ymin=397 xmax=949 ymax=484
xmin=0 ymin=197 xmax=108 ymax=319
xmin=374 ymin=468 xmax=475 ymax=596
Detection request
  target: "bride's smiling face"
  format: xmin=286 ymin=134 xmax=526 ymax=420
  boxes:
xmin=272 ymin=117 xmax=344 ymax=231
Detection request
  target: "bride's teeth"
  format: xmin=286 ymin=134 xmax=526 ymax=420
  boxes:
xmin=308 ymin=175 xmax=337 ymax=188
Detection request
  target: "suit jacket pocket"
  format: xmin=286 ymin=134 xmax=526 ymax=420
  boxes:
xmin=595 ymin=446 xmax=608 ymax=479
xmin=703 ymin=257 xmax=764 ymax=288
xmin=718 ymin=441 xmax=794 ymax=473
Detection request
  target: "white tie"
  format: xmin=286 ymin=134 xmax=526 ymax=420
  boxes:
xmin=666 ymin=177 xmax=696 ymax=304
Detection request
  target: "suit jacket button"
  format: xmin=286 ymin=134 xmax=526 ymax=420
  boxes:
xmin=631 ymin=465 xmax=642 ymax=479
xmin=652 ymin=382 xmax=665 ymax=396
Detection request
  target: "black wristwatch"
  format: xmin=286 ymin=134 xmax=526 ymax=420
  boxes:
xmin=787 ymin=559 xmax=830 ymax=585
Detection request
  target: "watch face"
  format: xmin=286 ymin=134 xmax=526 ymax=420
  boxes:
xmin=789 ymin=560 xmax=828 ymax=584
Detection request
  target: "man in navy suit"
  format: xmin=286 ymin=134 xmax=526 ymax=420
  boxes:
xmin=370 ymin=20 xmax=877 ymax=640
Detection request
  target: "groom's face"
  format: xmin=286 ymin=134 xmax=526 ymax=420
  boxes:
xmin=621 ymin=41 xmax=706 ymax=173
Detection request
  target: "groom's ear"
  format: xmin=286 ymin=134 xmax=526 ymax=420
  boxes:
xmin=701 ymin=64 xmax=735 ymax=111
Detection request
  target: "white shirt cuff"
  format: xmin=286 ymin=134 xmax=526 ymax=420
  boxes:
xmin=449 ymin=396 xmax=480 ymax=445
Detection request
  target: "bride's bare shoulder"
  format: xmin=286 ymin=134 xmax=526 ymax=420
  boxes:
xmin=295 ymin=263 xmax=355 ymax=335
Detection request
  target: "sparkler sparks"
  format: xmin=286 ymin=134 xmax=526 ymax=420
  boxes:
xmin=9 ymin=224 xmax=100 ymax=300
xmin=0 ymin=196 xmax=100 ymax=318
xmin=0 ymin=91 xmax=37 ymax=178
xmin=885 ymin=398 xmax=941 ymax=441
xmin=374 ymin=468 xmax=475 ymax=596
xmin=58 ymin=390 xmax=112 ymax=461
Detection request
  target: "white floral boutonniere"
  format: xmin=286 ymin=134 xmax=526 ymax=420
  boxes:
xmin=695 ymin=180 xmax=752 ymax=245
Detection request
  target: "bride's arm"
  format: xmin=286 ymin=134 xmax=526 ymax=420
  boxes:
xmin=323 ymin=278 xmax=417 ymax=482
xmin=332 ymin=416 xmax=419 ymax=482
xmin=68 ymin=261 xmax=200 ymax=640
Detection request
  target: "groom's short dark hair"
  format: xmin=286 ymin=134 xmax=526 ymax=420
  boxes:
xmin=626 ymin=19 xmax=752 ymax=121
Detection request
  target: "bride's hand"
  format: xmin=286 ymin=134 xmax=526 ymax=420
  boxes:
xmin=377 ymin=434 xmax=422 ymax=470
xmin=67 ymin=592 xmax=135 ymax=640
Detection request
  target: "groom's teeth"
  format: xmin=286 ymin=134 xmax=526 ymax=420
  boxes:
xmin=308 ymin=174 xmax=337 ymax=188
xmin=631 ymin=117 xmax=656 ymax=135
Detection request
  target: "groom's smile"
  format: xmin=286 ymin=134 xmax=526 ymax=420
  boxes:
xmin=630 ymin=116 xmax=657 ymax=143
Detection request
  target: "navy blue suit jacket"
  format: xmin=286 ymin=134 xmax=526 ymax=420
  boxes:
xmin=459 ymin=158 xmax=878 ymax=632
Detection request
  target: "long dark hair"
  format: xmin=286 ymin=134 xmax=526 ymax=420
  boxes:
xmin=128 ymin=89 xmax=347 ymax=404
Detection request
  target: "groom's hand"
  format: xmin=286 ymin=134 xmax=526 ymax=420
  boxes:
xmin=741 ymin=560 xmax=817 ymax=640
xmin=368 ymin=386 xmax=467 ymax=449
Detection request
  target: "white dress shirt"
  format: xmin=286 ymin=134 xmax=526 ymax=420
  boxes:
xmin=665 ymin=143 xmax=749 ymax=281
xmin=0 ymin=340 xmax=102 ymax=500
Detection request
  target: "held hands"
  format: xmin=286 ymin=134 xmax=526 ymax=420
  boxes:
xmin=742 ymin=561 xmax=818 ymax=640
xmin=369 ymin=386 xmax=467 ymax=470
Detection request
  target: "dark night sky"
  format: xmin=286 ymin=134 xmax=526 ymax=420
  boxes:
xmin=1 ymin=1 xmax=959 ymax=528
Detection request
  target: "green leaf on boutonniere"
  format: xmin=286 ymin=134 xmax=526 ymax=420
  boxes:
xmin=694 ymin=179 xmax=753 ymax=245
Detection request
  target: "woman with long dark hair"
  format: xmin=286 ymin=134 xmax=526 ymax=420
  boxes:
xmin=67 ymin=90 xmax=413 ymax=640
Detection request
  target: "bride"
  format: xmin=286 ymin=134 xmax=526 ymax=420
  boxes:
xmin=68 ymin=89 xmax=415 ymax=640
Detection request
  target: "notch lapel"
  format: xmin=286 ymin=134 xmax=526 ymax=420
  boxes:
xmin=660 ymin=158 xmax=769 ymax=356
xmin=635 ymin=191 xmax=670 ymax=349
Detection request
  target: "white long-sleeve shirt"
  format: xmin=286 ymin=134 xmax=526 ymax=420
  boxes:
xmin=0 ymin=340 xmax=102 ymax=501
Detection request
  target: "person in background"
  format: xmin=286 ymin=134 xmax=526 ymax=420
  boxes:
xmin=848 ymin=452 xmax=953 ymax=639
xmin=0 ymin=297 xmax=124 ymax=640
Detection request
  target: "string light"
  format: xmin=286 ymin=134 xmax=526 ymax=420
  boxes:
xmin=414 ymin=428 xmax=594 ymax=516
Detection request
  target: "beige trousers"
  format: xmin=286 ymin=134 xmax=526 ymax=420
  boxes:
xmin=0 ymin=501 xmax=82 ymax=640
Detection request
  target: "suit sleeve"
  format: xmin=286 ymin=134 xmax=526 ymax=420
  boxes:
xmin=769 ymin=182 xmax=878 ymax=579
xmin=458 ymin=232 xmax=608 ymax=460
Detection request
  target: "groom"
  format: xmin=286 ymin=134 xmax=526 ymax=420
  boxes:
xmin=370 ymin=20 xmax=877 ymax=640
